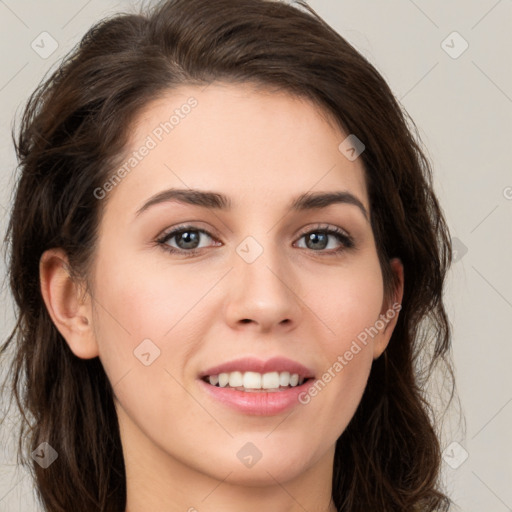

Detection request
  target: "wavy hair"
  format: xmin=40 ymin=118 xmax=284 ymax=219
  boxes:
xmin=1 ymin=0 xmax=456 ymax=510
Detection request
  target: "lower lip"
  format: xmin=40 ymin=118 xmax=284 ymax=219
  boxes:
xmin=197 ymin=378 xmax=314 ymax=415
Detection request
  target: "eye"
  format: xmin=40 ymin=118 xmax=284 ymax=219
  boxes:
xmin=294 ymin=224 xmax=355 ymax=255
xmin=157 ymin=225 xmax=219 ymax=256
xmin=156 ymin=223 xmax=355 ymax=257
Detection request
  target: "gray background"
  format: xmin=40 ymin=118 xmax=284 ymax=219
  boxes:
xmin=1 ymin=1 xmax=511 ymax=510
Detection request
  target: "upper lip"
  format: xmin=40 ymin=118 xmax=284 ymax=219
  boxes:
xmin=199 ymin=356 xmax=315 ymax=379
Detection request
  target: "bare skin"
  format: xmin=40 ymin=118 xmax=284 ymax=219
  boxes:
xmin=40 ymin=82 xmax=403 ymax=512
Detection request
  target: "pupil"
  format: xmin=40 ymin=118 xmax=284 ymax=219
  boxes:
xmin=178 ymin=231 xmax=199 ymax=249
xmin=307 ymin=232 xmax=327 ymax=250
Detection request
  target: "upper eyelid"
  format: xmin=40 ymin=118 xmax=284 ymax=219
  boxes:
xmin=298 ymin=223 xmax=350 ymax=236
xmin=158 ymin=225 xmax=216 ymax=242
xmin=157 ymin=223 xmax=352 ymax=245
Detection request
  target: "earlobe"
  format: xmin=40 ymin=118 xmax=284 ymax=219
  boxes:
xmin=373 ymin=257 xmax=404 ymax=360
xmin=39 ymin=248 xmax=99 ymax=359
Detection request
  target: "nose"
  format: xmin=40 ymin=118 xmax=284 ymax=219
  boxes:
xmin=223 ymin=240 xmax=303 ymax=333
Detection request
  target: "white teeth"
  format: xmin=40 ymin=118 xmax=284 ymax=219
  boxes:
xmin=218 ymin=373 xmax=229 ymax=387
xmin=279 ymin=371 xmax=290 ymax=386
xmin=228 ymin=371 xmax=243 ymax=388
xmin=205 ymin=371 xmax=305 ymax=391
xmin=262 ymin=371 xmax=280 ymax=389
xmin=243 ymin=371 xmax=262 ymax=389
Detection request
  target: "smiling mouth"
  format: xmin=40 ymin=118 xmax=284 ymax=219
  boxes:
xmin=201 ymin=371 xmax=313 ymax=392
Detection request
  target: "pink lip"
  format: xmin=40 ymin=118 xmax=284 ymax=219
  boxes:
xmin=197 ymin=356 xmax=316 ymax=416
xmin=198 ymin=356 xmax=315 ymax=379
xmin=198 ymin=378 xmax=315 ymax=415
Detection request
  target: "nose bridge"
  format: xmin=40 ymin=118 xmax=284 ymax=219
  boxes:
xmin=224 ymin=231 xmax=302 ymax=329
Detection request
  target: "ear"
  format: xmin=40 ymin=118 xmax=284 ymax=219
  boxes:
xmin=39 ymin=248 xmax=99 ymax=359
xmin=373 ymin=257 xmax=404 ymax=360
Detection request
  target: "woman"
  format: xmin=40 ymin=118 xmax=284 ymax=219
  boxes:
xmin=1 ymin=0 xmax=455 ymax=510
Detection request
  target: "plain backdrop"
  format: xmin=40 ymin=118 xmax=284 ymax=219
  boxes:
xmin=0 ymin=1 xmax=511 ymax=511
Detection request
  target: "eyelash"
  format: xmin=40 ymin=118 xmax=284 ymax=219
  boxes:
xmin=156 ymin=223 xmax=355 ymax=258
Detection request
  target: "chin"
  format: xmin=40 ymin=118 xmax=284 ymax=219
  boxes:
xmin=196 ymin=440 xmax=318 ymax=486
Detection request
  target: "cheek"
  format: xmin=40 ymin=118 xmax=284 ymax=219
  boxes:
xmin=91 ymin=243 xmax=214 ymax=338
xmin=298 ymin=257 xmax=383 ymax=426
xmin=89 ymin=243 xmax=227 ymax=396
xmin=308 ymin=255 xmax=384 ymax=349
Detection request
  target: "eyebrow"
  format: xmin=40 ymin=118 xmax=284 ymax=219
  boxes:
xmin=135 ymin=188 xmax=369 ymax=221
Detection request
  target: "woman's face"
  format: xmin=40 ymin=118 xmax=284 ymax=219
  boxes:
xmin=82 ymin=83 xmax=402 ymax=491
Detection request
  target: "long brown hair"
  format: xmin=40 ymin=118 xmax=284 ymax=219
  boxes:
xmin=1 ymin=0 xmax=456 ymax=510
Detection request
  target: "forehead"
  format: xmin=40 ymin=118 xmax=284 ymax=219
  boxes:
xmin=106 ymin=82 xmax=369 ymax=215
